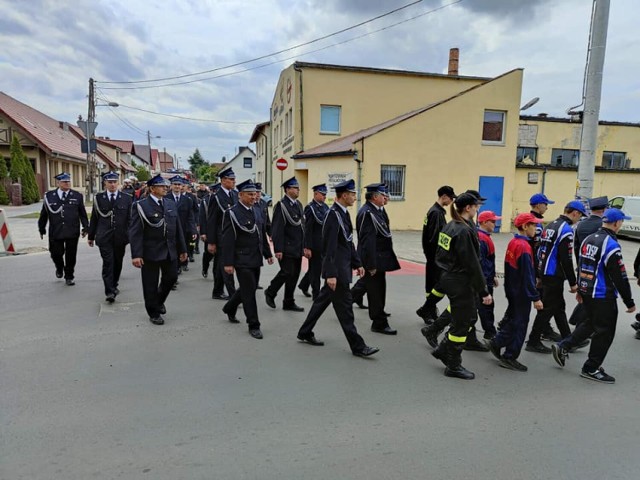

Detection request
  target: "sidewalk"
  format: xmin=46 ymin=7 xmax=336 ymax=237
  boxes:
xmin=1 ymin=201 xmax=49 ymax=253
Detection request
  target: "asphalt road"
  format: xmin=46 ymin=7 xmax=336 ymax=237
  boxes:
xmin=2 ymin=205 xmax=640 ymax=479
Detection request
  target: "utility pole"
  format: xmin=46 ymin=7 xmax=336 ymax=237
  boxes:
xmin=577 ymin=0 xmax=610 ymax=199
xmin=77 ymin=78 xmax=97 ymax=201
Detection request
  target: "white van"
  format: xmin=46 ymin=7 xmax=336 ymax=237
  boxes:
xmin=609 ymin=196 xmax=640 ymax=239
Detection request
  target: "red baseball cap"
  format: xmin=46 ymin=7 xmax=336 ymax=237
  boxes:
xmin=478 ymin=211 xmax=502 ymax=223
xmin=514 ymin=212 xmax=543 ymax=228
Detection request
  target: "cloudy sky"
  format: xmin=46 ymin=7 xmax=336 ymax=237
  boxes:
xmin=1 ymin=0 xmax=638 ymax=167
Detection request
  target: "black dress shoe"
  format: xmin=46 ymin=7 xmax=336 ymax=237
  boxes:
xmin=202 ymin=270 xmax=208 ymax=278
xmin=297 ymin=333 xmax=324 ymax=346
xmin=249 ymin=328 xmax=263 ymax=339
xmin=525 ymin=342 xmax=552 ymax=354
xmin=371 ymin=326 xmax=397 ymax=335
xmin=353 ymin=299 xmax=368 ymax=309
xmin=299 ymin=288 xmax=311 ymax=298
xmin=353 ymin=346 xmax=379 ymax=357
xmin=444 ymin=365 xmax=475 ymax=380
xmin=265 ymin=292 xmax=276 ymax=308
xmin=183 ymin=264 xmax=189 ymax=272
xmin=227 ymin=314 xmax=240 ymax=324
xmin=159 ymin=304 xmax=166 ymax=315
xmin=105 ymin=293 xmax=116 ymax=304
xmin=55 ymin=268 xmax=63 ymax=279
xmin=211 ymin=293 xmax=229 ymax=300
xmin=65 ymin=279 xmax=75 ymax=286
xmin=283 ymin=304 xmax=304 ymax=312
xmin=150 ymin=315 xmax=165 ymax=325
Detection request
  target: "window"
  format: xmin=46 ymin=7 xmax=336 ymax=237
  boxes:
xmin=285 ymin=112 xmax=289 ymax=137
xmin=288 ymin=108 xmax=293 ymax=137
xmin=280 ymin=120 xmax=283 ymax=144
xmin=602 ymin=151 xmax=628 ymax=169
xmin=482 ymin=110 xmax=505 ymax=143
xmin=243 ymin=157 xmax=252 ymax=168
xmin=516 ymin=147 xmax=537 ymax=164
xmin=551 ymin=148 xmax=579 ymax=167
xmin=380 ymin=165 xmax=405 ymax=200
xmin=320 ymin=105 xmax=341 ymax=134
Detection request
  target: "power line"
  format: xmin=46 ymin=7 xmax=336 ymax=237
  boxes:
xmin=100 ymin=101 xmax=257 ymax=124
xmin=98 ymin=0 xmax=464 ymax=91
xmin=97 ymin=0 xmax=426 ymax=85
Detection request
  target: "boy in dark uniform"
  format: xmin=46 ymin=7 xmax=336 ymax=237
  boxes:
xmin=87 ymin=171 xmax=133 ymax=302
xmin=38 ymin=172 xmax=89 ymax=285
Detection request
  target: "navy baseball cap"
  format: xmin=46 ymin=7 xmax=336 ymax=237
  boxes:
xmin=530 ymin=193 xmax=555 ymax=205
xmin=603 ymin=208 xmax=632 ymax=223
xmin=565 ymin=200 xmax=587 ymax=216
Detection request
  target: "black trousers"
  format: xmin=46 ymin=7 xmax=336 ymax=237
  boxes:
xmin=298 ymin=281 xmax=366 ymax=353
xmin=266 ymin=255 xmax=302 ymax=306
xmin=364 ymin=271 xmax=389 ymax=329
xmin=476 ymin=285 xmax=496 ymax=337
xmin=140 ymin=258 xmax=178 ymax=318
xmin=49 ymin=237 xmax=79 ymax=280
xmin=439 ymin=273 xmax=477 ymax=368
xmin=425 ymin=258 xmax=441 ymax=294
xmin=351 ymin=276 xmax=366 ymax=303
xmin=202 ymin=242 xmax=214 ymax=273
xmin=98 ymin=243 xmax=126 ymax=296
xmin=529 ymin=277 xmax=571 ymax=343
xmin=224 ymin=267 xmax=260 ymax=329
xmin=212 ymin=246 xmax=236 ymax=296
xmin=559 ymin=297 xmax=618 ymax=372
xmin=298 ymin=253 xmax=323 ymax=298
xmin=568 ymin=303 xmax=588 ymax=327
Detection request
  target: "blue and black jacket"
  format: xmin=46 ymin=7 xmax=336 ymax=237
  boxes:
xmin=504 ymin=234 xmax=540 ymax=301
xmin=537 ymin=214 xmax=577 ymax=285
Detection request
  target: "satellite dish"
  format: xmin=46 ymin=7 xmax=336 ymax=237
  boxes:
xmin=520 ymin=97 xmax=540 ymax=111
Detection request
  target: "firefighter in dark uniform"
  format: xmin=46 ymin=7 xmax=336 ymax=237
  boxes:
xmin=297 ymin=179 xmax=379 ymax=357
xmin=298 ymin=184 xmax=330 ymax=300
xmin=168 ymin=176 xmax=197 ymax=273
xmin=568 ymin=196 xmax=608 ymax=330
xmin=525 ymin=200 xmax=586 ymax=353
xmin=220 ymin=180 xmax=274 ymax=339
xmin=128 ymin=174 xmax=188 ymax=325
xmin=195 ymin=183 xmax=210 ymax=254
xmin=355 ymin=183 xmax=400 ymax=335
xmin=430 ymin=193 xmax=492 ymax=380
xmin=254 ymin=182 xmax=271 ymax=237
xmin=87 ymin=171 xmax=133 ymax=302
xmin=183 ymin=180 xmax=200 ymax=262
xmin=265 ymin=176 xmax=305 ymax=311
xmin=416 ymin=185 xmax=456 ymax=323
xmin=206 ymin=169 xmax=237 ymax=299
xmin=38 ymin=172 xmax=89 ymax=286
xmin=199 ymin=183 xmax=218 ymax=278
xmin=552 ymin=209 xmax=636 ymax=384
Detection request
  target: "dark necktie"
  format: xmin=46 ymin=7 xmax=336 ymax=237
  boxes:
xmin=158 ymin=199 xmax=163 ymax=209
xmin=62 ymin=192 xmax=67 ymax=201
xmin=109 ymin=193 xmax=115 ymax=205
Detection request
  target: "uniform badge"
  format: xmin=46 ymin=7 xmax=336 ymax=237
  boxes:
xmin=153 ymin=213 xmax=159 ymax=218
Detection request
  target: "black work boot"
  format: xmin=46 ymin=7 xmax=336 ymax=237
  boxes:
xmin=431 ymin=340 xmax=449 ymax=366
xmin=464 ymin=327 xmax=490 ymax=352
xmin=421 ymin=325 xmax=442 ymax=348
xmin=444 ymin=342 xmax=475 ymax=380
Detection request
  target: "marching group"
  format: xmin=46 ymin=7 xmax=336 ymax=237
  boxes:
xmin=37 ymin=170 xmax=639 ymax=383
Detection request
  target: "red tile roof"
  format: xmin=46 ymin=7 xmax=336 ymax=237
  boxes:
xmin=98 ymin=138 xmax=134 ymax=153
xmin=151 ymin=148 xmax=159 ymax=170
xmin=0 ymin=92 xmax=85 ymax=161
xmin=120 ymin=159 xmax=136 ymax=172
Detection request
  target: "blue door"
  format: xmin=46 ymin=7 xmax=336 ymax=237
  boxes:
xmin=479 ymin=176 xmax=504 ymax=232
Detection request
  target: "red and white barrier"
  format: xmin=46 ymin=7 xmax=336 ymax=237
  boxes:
xmin=0 ymin=209 xmax=16 ymax=254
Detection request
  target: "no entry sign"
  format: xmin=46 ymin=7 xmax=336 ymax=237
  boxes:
xmin=276 ymin=158 xmax=288 ymax=171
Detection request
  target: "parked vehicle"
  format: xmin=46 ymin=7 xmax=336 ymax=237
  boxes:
xmin=609 ymin=196 xmax=640 ymax=239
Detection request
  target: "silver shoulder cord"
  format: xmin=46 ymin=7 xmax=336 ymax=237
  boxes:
xmin=309 ymin=203 xmax=325 ymax=225
xmin=280 ymin=201 xmax=303 ymax=228
xmin=368 ymin=210 xmax=392 ymax=238
xmin=333 ymin=209 xmax=353 ymax=242
xmin=44 ymin=194 xmax=64 ymax=215
xmin=136 ymin=202 xmax=167 ymax=236
xmin=215 ymin=192 xmax=232 ymax=212
xmin=229 ymin=209 xmax=258 ymax=235
xmin=93 ymin=198 xmax=114 ymax=226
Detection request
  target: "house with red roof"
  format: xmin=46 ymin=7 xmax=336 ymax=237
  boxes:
xmin=0 ymin=91 xmax=87 ymax=196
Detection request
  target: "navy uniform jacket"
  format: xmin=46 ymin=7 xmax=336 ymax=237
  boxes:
xmin=356 ymin=202 xmax=400 ymax=272
xmin=206 ymin=188 xmax=237 ymax=245
xmin=220 ymin=202 xmax=272 ymax=268
xmin=87 ymin=190 xmax=133 ymax=247
xmin=38 ymin=189 xmax=89 ymax=240
xmin=578 ymin=228 xmax=634 ymax=307
xmin=303 ymin=200 xmax=329 ymax=252
xmin=198 ymin=193 xmax=211 ymax=239
xmin=574 ymin=214 xmax=603 ymax=263
xmin=128 ymin=196 xmax=187 ymax=262
xmin=256 ymin=198 xmax=272 ymax=236
xmin=271 ymin=196 xmax=304 ymax=257
xmin=167 ymin=193 xmax=197 ymax=239
xmin=321 ymin=203 xmax=362 ymax=285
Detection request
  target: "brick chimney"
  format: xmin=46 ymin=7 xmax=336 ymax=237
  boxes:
xmin=448 ymin=48 xmax=459 ymax=76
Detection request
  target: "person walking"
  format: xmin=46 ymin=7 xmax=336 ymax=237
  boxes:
xmin=87 ymin=171 xmax=133 ymax=303
xmin=551 ymin=209 xmax=635 ymax=384
xmin=220 ymin=180 xmax=274 ymax=339
xmin=297 ymin=179 xmax=379 ymax=357
xmin=38 ymin=172 xmax=89 ymax=286
xmin=129 ymin=174 xmax=188 ymax=325
xmin=265 ymin=177 xmax=305 ymax=311
xmin=298 ymin=184 xmax=330 ymax=300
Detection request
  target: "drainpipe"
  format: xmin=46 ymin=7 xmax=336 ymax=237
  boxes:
xmin=354 ymin=139 xmax=364 ymax=210
xmin=294 ymin=65 xmax=304 ymax=152
xmin=541 ymin=166 xmax=548 ymax=194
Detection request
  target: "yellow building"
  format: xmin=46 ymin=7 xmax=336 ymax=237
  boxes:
xmin=515 ymin=116 xmax=640 ymax=219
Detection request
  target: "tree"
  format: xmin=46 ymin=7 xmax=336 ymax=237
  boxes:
xmin=0 ymin=155 xmax=9 ymax=204
xmin=135 ymin=164 xmax=151 ymax=182
xmin=0 ymin=153 xmax=7 ymax=180
xmin=195 ymin=163 xmax=221 ymax=184
xmin=187 ymin=148 xmax=207 ymax=170
xmin=9 ymin=134 xmax=40 ymax=204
